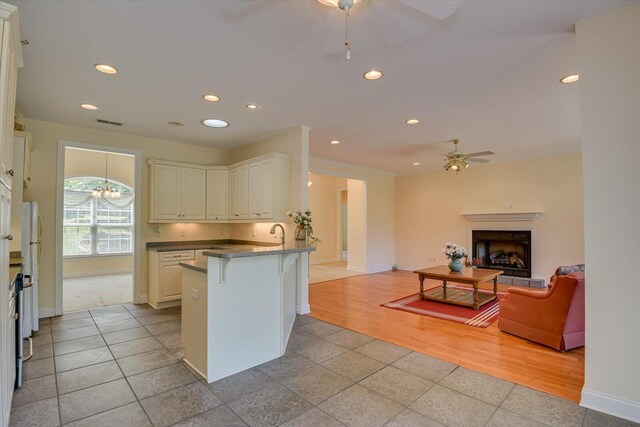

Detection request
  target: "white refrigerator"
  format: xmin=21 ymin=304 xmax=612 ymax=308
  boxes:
xmin=21 ymin=201 xmax=41 ymax=336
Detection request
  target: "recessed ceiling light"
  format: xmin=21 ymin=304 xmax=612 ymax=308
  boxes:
xmin=94 ymin=64 xmax=118 ymax=74
xmin=413 ymin=162 xmax=421 ymax=166
xmin=330 ymin=140 xmax=340 ymax=145
xmin=203 ymin=94 xmax=221 ymax=102
xmin=246 ymin=104 xmax=258 ymax=110
xmin=80 ymin=103 xmax=98 ymax=110
xmin=560 ymin=74 xmax=579 ymax=84
xmin=202 ymin=118 xmax=229 ymax=128
xmin=168 ymin=121 xmax=184 ymax=127
xmin=406 ymin=119 xmax=420 ymax=125
xmin=363 ymin=70 xmax=383 ymax=80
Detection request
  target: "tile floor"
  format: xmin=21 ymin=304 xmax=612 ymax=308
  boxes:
xmin=11 ymin=305 xmax=637 ymax=427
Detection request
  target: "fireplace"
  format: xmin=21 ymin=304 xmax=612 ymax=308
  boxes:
xmin=472 ymin=230 xmax=532 ymax=278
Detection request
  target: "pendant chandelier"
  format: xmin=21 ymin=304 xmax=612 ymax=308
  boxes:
xmin=92 ymin=152 xmax=121 ymax=198
xmin=317 ymin=0 xmax=362 ymax=59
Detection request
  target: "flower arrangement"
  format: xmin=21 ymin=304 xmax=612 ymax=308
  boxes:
xmin=287 ymin=209 xmax=318 ymax=241
xmin=443 ymin=243 xmax=468 ymax=260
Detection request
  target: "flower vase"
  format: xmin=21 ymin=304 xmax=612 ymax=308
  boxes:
xmin=295 ymin=226 xmax=307 ymax=241
xmin=448 ymin=258 xmax=464 ymax=272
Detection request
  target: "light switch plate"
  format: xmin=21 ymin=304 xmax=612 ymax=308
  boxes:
xmin=191 ymin=288 xmax=199 ymax=300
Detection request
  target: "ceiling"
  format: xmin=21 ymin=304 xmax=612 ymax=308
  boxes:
xmin=13 ymin=0 xmax=632 ymax=174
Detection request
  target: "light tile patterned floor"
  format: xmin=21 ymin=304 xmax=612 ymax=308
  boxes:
xmin=11 ymin=305 xmax=638 ymax=427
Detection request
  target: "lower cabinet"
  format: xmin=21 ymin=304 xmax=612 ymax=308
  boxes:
xmin=148 ymin=250 xmax=194 ymax=309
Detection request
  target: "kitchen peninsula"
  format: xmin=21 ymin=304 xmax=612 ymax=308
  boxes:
xmin=178 ymin=239 xmax=315 ymax=382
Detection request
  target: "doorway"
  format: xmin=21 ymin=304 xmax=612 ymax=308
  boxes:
xmin=56 ymin=143 xmax=141 ymax=313
xmin=307 ymin=172 xmax=366 ymax=284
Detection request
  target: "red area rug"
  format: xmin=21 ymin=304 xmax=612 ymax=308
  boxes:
xmin=381 ymin=286 xmax=507 ymax=328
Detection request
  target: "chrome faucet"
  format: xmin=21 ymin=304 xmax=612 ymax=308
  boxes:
xmin=270 ymin=224 xmax=285 ymax=245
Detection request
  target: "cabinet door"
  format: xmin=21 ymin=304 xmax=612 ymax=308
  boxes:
xmin=206 ymin=169 xmax=228 ymax=220
xmin=0 ymin=184 xmax=15 ymax=416
xmin=259 ymin=159 xmax=274 ymax=218
xmin=0 ymin=25 xmax=15 ymax=189
xmin=228 ymin=167 xmax=238 ymax=218
xmin=181 ymin=167 xmax=206 ymax=220
xmin=152 ymin=164 xmax=182 ymax=220
xmin=248 ymin=162 xmax=261 ymax=219
xmin=159 ymin=262 xmax=183 ymax=301
xmin=236 ymin=165 xmax=249 ymax=219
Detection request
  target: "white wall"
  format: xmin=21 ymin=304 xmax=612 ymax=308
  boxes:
xmin=23 ymin=118 xmax=231 ymax=312
xmin=310 ymin=157 xmax=395 ymax=274
xmin=576 ymin=3 xmax=640 ymax=421
xmin=347 ymin=179 xmax=366 ymax=272
xmin=395 ymin=154 xmax=584 ymax=280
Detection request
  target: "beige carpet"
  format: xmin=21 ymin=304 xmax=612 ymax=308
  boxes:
xmin=63 ymin=273 xmax=133 ymax=312
xmin=309 ymin=261 xmax=363 ymax=284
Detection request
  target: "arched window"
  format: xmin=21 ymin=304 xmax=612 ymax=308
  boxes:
xmin=63 ymin=177 xmax=134 ymax=257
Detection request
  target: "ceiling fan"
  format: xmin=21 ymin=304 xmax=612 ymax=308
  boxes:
xmin=442 ymin=139 xmax=494 ymax=172
xmin=219 ymin=0 xmax=460 ymax=59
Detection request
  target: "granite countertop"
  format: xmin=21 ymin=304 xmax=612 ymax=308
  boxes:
xmin=202 ymin=240 xmax=316 ymax=259
xmin=146 ymin=239 xmax=283 ymax=252
xmin=179 ymin=259 xmax=208 ymax=273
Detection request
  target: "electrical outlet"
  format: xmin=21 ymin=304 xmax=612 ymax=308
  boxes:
xmin=180 ymin=229 xmax=186 ymax=237
xmin=252 ymin=228 xmax=256 ymax=237
xmin=191 ymin=288 xmax=199 ymax=300
xmin=219 ymin=228 xmax=224 ymax=236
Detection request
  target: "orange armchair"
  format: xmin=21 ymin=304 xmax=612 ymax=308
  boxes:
xmin=498 ymin=273 xmax=585 ymax=351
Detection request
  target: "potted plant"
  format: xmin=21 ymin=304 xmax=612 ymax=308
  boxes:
xmin=287 ymin=209 xmax=318 ymax=241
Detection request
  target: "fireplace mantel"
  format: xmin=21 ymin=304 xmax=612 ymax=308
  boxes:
xmin=462 ymin=212 xmax=542 ymax=222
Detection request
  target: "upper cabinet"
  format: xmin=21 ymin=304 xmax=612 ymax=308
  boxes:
xmin=148 ymin=161 xmax=206 ymax=222
xmin=206 ymin=168 xmax=228 ymax=221
xmin=148 ymin=153 xmax=290 ymax=224
xmin=0 ymin=3 xmax=23 ymax=190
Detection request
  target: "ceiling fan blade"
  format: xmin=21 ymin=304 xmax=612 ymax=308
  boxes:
xmin=465 ymin=151 xmax=495 ymax=158
xmin=397 ymin=0 xmax=460 ymax=20
xmin=467 ymin=158 xmax=491 ymax=163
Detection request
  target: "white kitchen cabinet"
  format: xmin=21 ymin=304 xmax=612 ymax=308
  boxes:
xmin=148 ymin=160 xmax=206 ymax=222
xmin=147 ymin=249 xmax=195 ymax=308
xmin=206 ymin=168 xmax=228 ymax=220
xmin=248 ymin=158 xmax=275 ymax=219
xmin=0 ymin=4 xmax=22 ymax=192
xmin=228 ymin=165 xmax=248 ymax=220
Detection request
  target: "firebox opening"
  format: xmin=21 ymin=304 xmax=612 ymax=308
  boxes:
xmin=472 ymin=230 xmax=532 ymax=278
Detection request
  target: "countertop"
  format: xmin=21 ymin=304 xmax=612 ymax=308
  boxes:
xmin=179 ymin=240 xmax=316 ymax=272
xmin=146 ymin=239 xmax=283 ymax=252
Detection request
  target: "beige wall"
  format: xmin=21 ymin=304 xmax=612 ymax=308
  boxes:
xmin=65 ymin=147 xmax=135 ymax=187
xmin=347 ymin=179 xmax=366 ymax=272
xmin=310 ymin=157 xmax=395 ymax=274
xmin=395 ymin=154 xmax=584 ymax=280
xmin=23 ymin=118 xmax=232 ymax=312
xmin=307 ymin=173 xmax=347 ymax=264
xmin=229 ymin=126 xmax=310 ymax=243
xmin=577 ymin=3 xmax=640 ymax=420
xmin=63 ymin=255 xmax=134 ymax=278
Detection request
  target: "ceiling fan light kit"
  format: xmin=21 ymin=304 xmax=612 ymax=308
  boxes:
xmin=442 ymin=139 xmax=494 ymax=172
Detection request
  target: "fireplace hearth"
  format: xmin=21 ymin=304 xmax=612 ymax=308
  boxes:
xmin=472 ymin=230 xmax=531 ymax=278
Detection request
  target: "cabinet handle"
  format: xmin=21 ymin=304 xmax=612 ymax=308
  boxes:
xmin=2 ymin=235 xmax=13 ymax=240
xmin=257 ymin=213 xmax=262 ymax=216
xmin=5 ymin=169 xmax=14 ymax=177
xmin=234 ymin=214 xmax=239 ymax=217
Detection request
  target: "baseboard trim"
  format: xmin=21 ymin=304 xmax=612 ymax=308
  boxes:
xmin=296 ymin=304 xmax=311 ymax=315
xmin=347 ymin=264 xmax=365 ymax=273
xmin=581 ymin=388 xmax=640 ymax=423
xmin=39 ymin=308 xmax=56 ymax=318
xmin=63 ymin=269 xmax=133 ymax=279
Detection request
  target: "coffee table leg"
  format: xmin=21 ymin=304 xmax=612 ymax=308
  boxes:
xmin=473 ymin=283 xmax=480 ymax=310
xmin=443 ymin=280 xmax=447 ymax=298
xmin=419 ymin=275 xmax=425 ymax=300
xmin=493 ymin=277 xmax=498 ymax=297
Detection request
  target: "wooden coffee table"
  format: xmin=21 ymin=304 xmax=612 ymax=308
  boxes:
xmin=413 ymin=265 xmax=503 ymax=310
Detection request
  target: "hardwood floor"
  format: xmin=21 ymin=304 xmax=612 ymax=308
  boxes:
xmin=309 ymin=270 xmax=584 ymax=402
